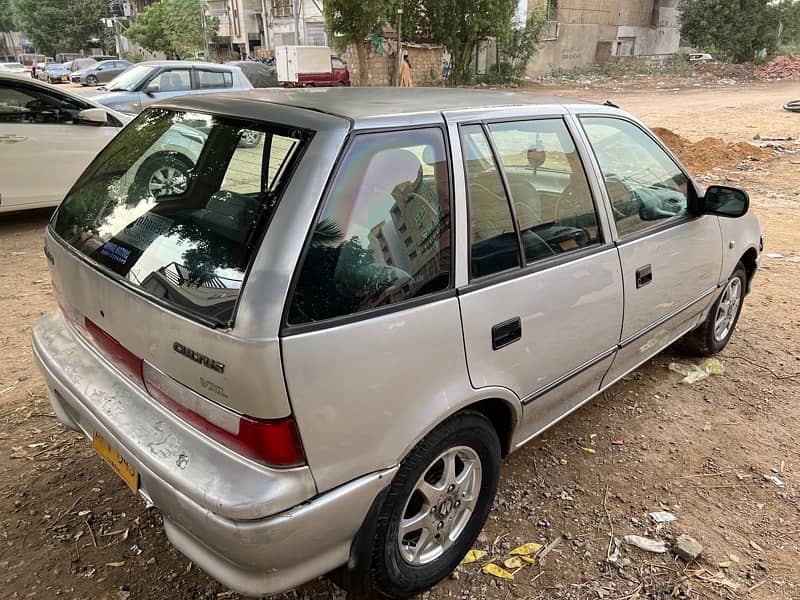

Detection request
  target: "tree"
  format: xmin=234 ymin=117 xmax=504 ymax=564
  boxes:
xmin=497 ymin=10 xmax=548 ymax=82
xmin=10 ymin=0 xmax=109 ymax=56
xmin=126 ymin=0 xmax=217 ymax=59
xmin=680 ymin=0 xmax=779 ymax=63
xmin=398 ymin=0 xmax=519 ymax=84
xmin=324 ymin=0 xmax=388 ymax=86
xmin=0 ymin=0 xmax=15 ymax=55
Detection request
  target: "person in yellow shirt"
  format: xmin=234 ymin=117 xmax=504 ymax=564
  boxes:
xmin=400 ymin=53 xmax=413 ymax=87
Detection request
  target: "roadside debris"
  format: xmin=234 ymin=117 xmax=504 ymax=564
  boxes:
xmin=481 ymin=563 xmax=514 ymax=579
xmin=460 ymin=549 xmax=487 ymax=564
xmin=759 ymin=55 xmax=800 ymax=79
xmin=669 ymin=358 xmax=724 ymax=384
xmin=763 ymin=474 xmax=785 ymax=487
xmin=674 ymin=535 xmax=704 ymax=561
xmin=651 ymin=127 xmax=772 ymax=173
xmin=624 ymin=535 xmax=668 ymax=553
xmin=649 ymin=511 xmax=677 ymax=523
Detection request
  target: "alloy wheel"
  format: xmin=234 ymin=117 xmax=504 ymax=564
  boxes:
xmin=713 ymin=276 xmax=742 ymax=342
xmin=397 ymin=446 xmax=482 ymax=566
xmin=148 ymin=166 xmax=188 ymax=197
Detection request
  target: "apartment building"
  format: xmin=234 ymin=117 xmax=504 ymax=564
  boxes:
xmin=207 ymin=0 xmax=326 ymax=59
xmin=526 ymin=0 xmax=681 ymax=75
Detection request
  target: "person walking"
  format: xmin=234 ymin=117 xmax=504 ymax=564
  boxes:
xmin=399 ymin=53 xmax=413 ymax=88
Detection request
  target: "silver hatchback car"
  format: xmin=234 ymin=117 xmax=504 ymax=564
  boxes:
xmin=33 ymin=89 xmax=761 ymax=598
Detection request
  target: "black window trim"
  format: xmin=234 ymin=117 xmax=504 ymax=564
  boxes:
xmin=459 ymin=114 xmax=609 ymax=287
xmin=49 ymin=108 xmax=315 ymax=330
xmin=280 ymin=122 xmax=457 ymax=336
xmin=577 ymin=113 xmax=702 ymax=242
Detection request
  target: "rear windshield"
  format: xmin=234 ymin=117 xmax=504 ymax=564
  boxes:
xmin=52 ymin=108 xmax=309 ymax=326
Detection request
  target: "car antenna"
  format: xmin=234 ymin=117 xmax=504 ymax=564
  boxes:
xmin=603 ymin=100 xmax=620 ymax=108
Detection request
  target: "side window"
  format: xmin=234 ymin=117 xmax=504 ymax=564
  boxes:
xmin=0 ymin=83 xmax=84 ymax=125
xmin=289 ymin=128 xmax=451 ymax=325
xmin=332 ymin=57 xmax=345 ymax=70
xmin=151 ymin=69 xmax=191 ymax=92
xmin=460 ymin=124 xmax=521 ymax=278
xmin=487 ymin=119 xmax=600 ymax=264
xmin=582 ymin=117 xmax=690 ymax=237
xmin=197 ymin=69 xmax=233 ymax=89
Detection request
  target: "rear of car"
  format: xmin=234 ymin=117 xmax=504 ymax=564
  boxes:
xmin=32 ymin=100 xmax=389 ymax=595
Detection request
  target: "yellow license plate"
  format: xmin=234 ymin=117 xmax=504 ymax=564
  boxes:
xmin=92 ymin=432 xmax=139 ymax=493
xmin=61 ymin=76 xmax=67 ymax=81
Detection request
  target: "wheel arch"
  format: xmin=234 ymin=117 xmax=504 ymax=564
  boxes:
xmin=738 ymin=246 xmax=758 ymax=294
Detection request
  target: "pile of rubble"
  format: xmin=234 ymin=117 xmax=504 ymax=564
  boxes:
xmin=758 ymin=55 xmax=800 ymax=79
xmin=651 ymin=127 xmax=773 ymax=174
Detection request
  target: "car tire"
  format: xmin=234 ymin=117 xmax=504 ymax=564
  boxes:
xmin=134 ymin=152 xmax=194 ymax=199
xmin=684 ymin=262 xmax=747 ymax=356
xmin=86 ymin=75 xmax=98 ymax=86
xmin=369 ymin=411 xmax=501 ymax=599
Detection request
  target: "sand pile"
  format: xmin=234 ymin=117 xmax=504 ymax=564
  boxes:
xmin=650 ymin=127 xmax=772 ymax=174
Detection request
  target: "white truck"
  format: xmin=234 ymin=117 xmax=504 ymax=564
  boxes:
xmin=274 ymin=45 xmax=350 ymax=87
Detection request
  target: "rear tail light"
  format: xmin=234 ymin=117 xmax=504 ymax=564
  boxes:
xmin=78 ymin=319 xmax=305 ymax=468
xmin=144 ymin=365 xmax=305 ymax=468
xmin=85 ymin=318 xmax=145 ymax=386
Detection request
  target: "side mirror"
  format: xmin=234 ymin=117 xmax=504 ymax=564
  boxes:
xmin=700 ymin=185 xmax=749 ymax=218
xmin=145 ymin=82 xmax=159 ymax=95
xmin=78 ymin=108 xmax=108 ymax=124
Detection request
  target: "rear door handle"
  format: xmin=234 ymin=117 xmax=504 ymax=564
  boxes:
xmin=492 ymin=317 xmax=521 ymax=350
xmin=636 ymin=264 xmax=653 ymax=288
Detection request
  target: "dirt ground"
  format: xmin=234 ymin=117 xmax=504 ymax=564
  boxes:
xmin=2 ymin=79 xmax=799 ymax=600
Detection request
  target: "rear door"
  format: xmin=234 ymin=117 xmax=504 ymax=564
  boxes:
xmin=0 ymin=79 xmax=118 ymax=211
xmin=451 ymin=112 xmax=623 ymax=443
xmin=578 ymin=115 xmax=722 ymax=384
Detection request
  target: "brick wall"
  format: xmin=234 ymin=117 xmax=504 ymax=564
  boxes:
xmin=342 ymin=42 xmax=445 ymax=86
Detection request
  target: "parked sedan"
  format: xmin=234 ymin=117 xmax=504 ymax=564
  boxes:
xmin=77 ymin=59 xmax=132 ymax=86
xmin=36 ymin=63 xmax=71 ymax=84
xmin=32 ymin=88 xmax=761 ymax=599
xmin=0 ymin=62 xmax=26 ymax=74
xmin=89 ymin=61 xmax=252 ymax=114
xmin=0 ymin=73 xmax=131 ymax=213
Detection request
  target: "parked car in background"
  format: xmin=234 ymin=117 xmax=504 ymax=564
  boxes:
xmin=89 ymin=61 xmax=252 ymax=114
xmin=0 ymin=73 xmax=130 ymax=213
xmin=36 ymin=63 xmax=71 ymax=84
xmin=0 ymin=62 xmax=26 ymax=74
xmin=275 ymin=45 xmax=350 ymax=87
xmin=227 ymin=60 xmax=278 ymax=87
xmin=76 ymin=59 xmax=132 ymax=86
xmin=32 ymin=88 xmax=761 ymax=598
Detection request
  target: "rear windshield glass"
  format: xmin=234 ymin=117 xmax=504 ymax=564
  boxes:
xmin=52 ymin=108 xmax=309 ymax=326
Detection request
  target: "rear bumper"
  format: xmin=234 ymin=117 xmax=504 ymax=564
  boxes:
xmin=33 ymin=310 xmax=397 ymax=595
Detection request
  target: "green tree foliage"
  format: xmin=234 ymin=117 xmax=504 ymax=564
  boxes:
xmin=0 ymin=0 xmax=15 ymax=33
xmin=126 ymin=0 xmax=217 ymax=59
xmin=781 ymin=1 xmax=800 ymax=44
xmin=324 ymin=0 xmax=388 ymax=85
xmin=385 ymin=0 xmax=519 ymax=84
xmin=497 ymin=10 xmax=548 ymax=82
xmin=680 ymin=0 xmax=779 ymax=63
xmin=10 ymin=0 xmax=109 ymax=56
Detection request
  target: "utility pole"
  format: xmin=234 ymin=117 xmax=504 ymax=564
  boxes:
xmin=293 ymin=0 xmax=301 ymax=45
xmin=394 ymin=0 xmax=403 ymax=86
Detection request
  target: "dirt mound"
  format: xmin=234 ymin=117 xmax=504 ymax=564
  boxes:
xmin=651 ymin=127 xmax=772 ymax=174
xmin=692 ymin=60 xmax=759 ymax=81
xmin=758 ymin=55 xmax=800 ymax=79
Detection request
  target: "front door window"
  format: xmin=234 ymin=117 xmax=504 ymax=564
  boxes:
xmin=581 ymin=117 xmax=691 ymax=237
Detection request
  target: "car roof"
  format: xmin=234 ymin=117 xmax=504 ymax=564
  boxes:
xmin=160 ymin=87 xmax=595 ymax=126
xmin=136 ymin=60 xmax=239 ymax=71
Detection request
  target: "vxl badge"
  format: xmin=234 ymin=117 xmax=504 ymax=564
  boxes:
xmin=173 ymin=342 xmax=225 ymax=373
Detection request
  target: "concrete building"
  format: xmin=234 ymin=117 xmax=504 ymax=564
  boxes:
xmin=207 ymin=0 xmax=326 ymax=59
xmin=526 ymin=0 xmax=681 ymax=75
